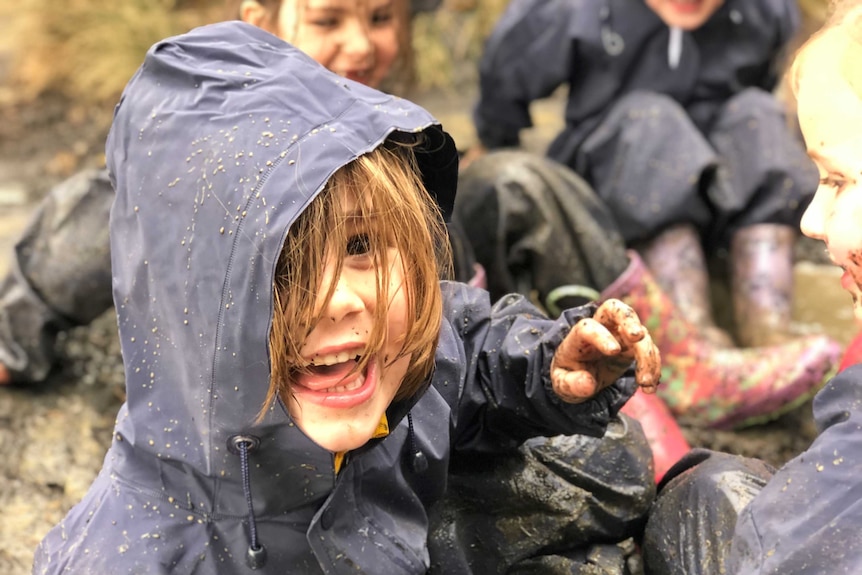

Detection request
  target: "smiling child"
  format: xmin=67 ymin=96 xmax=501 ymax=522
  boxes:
xmin=31 ymin=22 xmax=660 ymax=573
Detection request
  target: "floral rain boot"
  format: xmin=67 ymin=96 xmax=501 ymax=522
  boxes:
xmin=603 ymin=251 xmax=841 ymax=429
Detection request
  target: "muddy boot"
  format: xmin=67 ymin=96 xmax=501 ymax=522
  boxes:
xmin=620 ymin=390 xmax=690 ymax=483
xmin=603 ymin=251 xmax=841 ymax=429
xmin=730 ymin=223 xmax=796 ymax=347
xmin=639 ymin=224 xmax=734 ymax=348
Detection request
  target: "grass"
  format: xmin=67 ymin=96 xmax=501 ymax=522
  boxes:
xmin=0 ymin=0 xmax=219 ymax=106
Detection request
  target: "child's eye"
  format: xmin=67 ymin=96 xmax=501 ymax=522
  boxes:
xmin=346 ymin=234 xmax=371 ymax=256
xmin=371 ymin=9 xmax=394 ymax=26
xmin=310 ymin=17 xmax=339 ymax=29
xmin=819 ymin=176 xmax=849 ymax=193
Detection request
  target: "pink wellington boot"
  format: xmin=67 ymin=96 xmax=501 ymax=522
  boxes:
xmin=639 ymin=224 xmax=735 ymax=348
xmin=603 ymin=251 xmax=841 ymax=429
xmin=730 ymin=223 xmax=798 ymax=347
xmin=620 ymin=390 xmax=691 ymax=483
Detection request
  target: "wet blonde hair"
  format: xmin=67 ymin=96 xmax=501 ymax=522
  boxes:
xmin=790 ymin=0 xmax=862 ymax=100
xmin=225 ymin=0 xmax=416 ymax=94
xmin=265 ymin=138 xmax=451 ymax=416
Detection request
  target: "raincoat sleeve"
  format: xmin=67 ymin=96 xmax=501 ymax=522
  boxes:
xmin=437 ymin=281 xmax=636 ymax=455
xmin=728 ymin=364 xmax=862 ymax=573
xmin=473 ymin=0 xmax=575 ymax=150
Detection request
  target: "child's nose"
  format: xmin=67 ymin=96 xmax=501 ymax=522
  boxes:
xmin=326 ymin=273 xmax=366 ymax=321
xmin=343 ymin=21 xmax=374 ymax=59
xmin=800 ymin=188 xmax=829 ymax=240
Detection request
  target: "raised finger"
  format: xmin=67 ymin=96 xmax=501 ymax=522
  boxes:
xmin=555 ymin=318 xmax=621 ymax=370
xmin=631 ymin=332 xmax=661 ymax=392
xmin=594 ymin=299 xmax=645 ymax=343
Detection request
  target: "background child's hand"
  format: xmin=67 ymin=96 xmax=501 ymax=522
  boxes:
xmin=550 ymin=299 xmax=660 ymax=403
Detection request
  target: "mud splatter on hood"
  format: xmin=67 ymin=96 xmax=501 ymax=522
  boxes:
xmin=105 ymin=21 xmax=457 ymax=512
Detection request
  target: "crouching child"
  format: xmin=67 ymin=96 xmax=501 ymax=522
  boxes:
xmin=33 ymin=21 xmax=660 ymax=574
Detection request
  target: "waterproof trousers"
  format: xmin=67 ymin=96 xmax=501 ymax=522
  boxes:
xmin=564 ymin=89 xmax=818 ymax=246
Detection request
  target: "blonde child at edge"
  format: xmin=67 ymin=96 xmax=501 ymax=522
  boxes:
xmin=641 ymin=3 xmax=862 ymax=572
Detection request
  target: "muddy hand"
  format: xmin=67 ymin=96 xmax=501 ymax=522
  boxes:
xmin=550 ymin=298 xmax=660 ymax=403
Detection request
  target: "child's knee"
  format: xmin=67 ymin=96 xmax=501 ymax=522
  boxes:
xmin=613 ymin=90 xmax=691 ymax=127
xmin=721 ymin=87 xmax=785 ymax=121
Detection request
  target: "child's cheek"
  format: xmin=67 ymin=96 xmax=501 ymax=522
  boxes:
xmin=831 ymin=199 xmax=862 ymax=262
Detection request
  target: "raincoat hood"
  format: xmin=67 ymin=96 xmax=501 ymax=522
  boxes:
xmin=105 ymin=16 xmax=455 ymax=551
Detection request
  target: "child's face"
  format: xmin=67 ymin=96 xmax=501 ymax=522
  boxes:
xmin=287 ymin=189 xmax=410 ymax=453
xmin=798 ymin=30 xmax=862 ymax=323
xmin=277 ymin=0 xmax=400 ymax=88
xmin=645 ymin=0 xmax=724 ymax=30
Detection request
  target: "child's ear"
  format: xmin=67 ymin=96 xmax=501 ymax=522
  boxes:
xmin=240 ymin=0 xmax=270 ymax=30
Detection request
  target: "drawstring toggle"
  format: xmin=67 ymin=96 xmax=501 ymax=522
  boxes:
xmin=227 ymin=434 xmax=267 ymax=569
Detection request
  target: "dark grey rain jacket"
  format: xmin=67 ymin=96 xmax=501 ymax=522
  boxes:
xmin=474 ymin=0 xmax=799 ymax=156
xmin=729 ymin=363 xmax=862 ymax=573
xmin=32 ymin=22 xmax=635 ymax=574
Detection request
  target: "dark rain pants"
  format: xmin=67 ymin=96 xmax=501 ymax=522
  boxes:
xmin=0 ymin=168 xmax=114 ymax=382
xmin=454 ymin=150 xmax=630 ymax=308
xmin=430 ymin=415 xmax=655 ymax=574
xmin=563 ymin=88 xmax=818 ymax=247
xmin=641 ymin=448 xmax=774 ymax=575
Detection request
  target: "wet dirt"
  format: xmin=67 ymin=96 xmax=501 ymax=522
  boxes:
xmin=0 ymin=89 xmax=857 ymax=573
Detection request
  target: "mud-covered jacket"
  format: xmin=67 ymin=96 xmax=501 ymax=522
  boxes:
xmin=32 ymin=22 xmax=635 ymax=574
xmin=474 ymin=0 xmax=798 ymax=158
xmin=729 ymin=364 xmax=862 ymax=573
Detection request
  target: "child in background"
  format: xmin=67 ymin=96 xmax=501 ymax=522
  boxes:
xmin=32 ymin=22 xmax=661 ymax=573
xmin=730 ymin=2 xmax=862 ymax=569
xmin=641 ymin=2 xmax=862 ymax=571
xmin=468 ymin=0 xmax=817 ymax=351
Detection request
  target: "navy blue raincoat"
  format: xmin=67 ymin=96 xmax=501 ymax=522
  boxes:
xmin=33 ymin=22 xmax=635 ymax=574
xmin=728 ymin=364 xmax=862 ymax=573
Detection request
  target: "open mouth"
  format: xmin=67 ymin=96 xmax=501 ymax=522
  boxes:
xmin=293 ymin=353 xmax=377 ymax=408
xmin=342 ymin=69 xmax=372 ymax=84
xmin=668 ymin=0 xmax=703 ymax=13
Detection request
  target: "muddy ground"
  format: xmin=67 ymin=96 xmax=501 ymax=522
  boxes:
xmin=0 ymin=85 xmax=855 ymax=573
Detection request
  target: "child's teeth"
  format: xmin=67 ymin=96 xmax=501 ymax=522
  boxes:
xmin=310 ymin=351 xmax=361 ymax=366
xmin=324 ymin=374 xmax=364 ymax=393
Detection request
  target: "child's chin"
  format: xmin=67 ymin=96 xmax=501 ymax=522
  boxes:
xmin=307 ymin=424 xmax=377 ymax=454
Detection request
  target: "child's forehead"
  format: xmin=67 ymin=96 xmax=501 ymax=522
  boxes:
xmin=805 ymin=9 xmax=862 ymax=94
xmin=332 ymin=186 xmax=360 ymax=212
xmin=798 ymin=30 xmax=862 ymax=103
xmin=327 ymin=186 xmax=380 ymax=226
xmin=796 ymin=30 xmax=862 ymax=173
xmin=300 ymin=0 xmax=393 ymax=10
